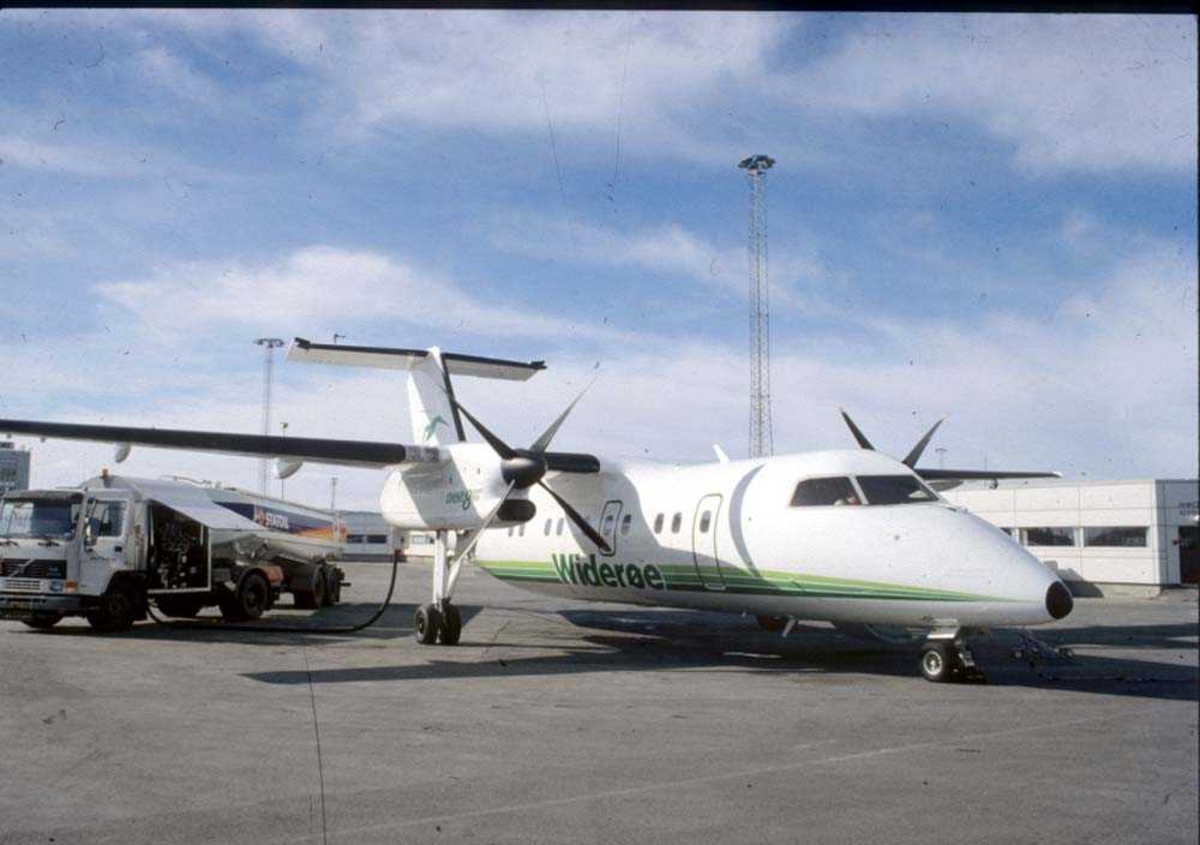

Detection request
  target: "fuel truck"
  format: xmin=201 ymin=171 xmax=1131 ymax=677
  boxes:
xmin=0 ymin=473 xmax=347 ymax=631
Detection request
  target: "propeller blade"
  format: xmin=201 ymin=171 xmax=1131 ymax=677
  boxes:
xmin=454 ymin=400 xmax=517 ymax=460
xmin=902 ymin=418 xmax=944 ymax=468
xmin=530 ymin=379 xmax=595 ymax=455
xmin=538 ymin=480 xmax=611 ymax=553
xmin=452 ymin=481 xmax=518 ymax=564
xmin=839 ymin=408 xmax=875 ymax=450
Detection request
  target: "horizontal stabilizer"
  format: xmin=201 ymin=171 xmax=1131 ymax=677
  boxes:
xmin=288 ymin=338 xmax=545 ymax=381
xmin=0 ymin=419 xmax=438 ymax=469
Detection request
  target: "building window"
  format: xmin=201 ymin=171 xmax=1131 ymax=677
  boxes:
xmin=1084 ymin=526 xmax=1148 ymax=547
xmin=671 ymin=512 xmax=682 ymax=533
xmin=699 ymin=510 xmax=711 ymax=533
xmin=790 ymin=477 xmax=860 ymax=507
xmin=1023 ymin=527 xmax=1076 ymax=547
xmin=653 ymin=513 xmax=664 ymax=534
xmin=620 ymin=514 xmax=632 ymax=536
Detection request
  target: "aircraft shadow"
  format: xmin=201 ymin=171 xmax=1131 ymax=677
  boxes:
xmin=242 ymin=607 xmax=1198 ymax=701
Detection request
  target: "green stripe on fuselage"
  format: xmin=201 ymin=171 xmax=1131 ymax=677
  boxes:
xmin=475 ymin=557 xmax=1006 ymax=603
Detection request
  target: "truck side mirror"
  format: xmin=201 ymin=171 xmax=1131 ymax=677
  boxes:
xmin=84 ymin=519 xmax=97 ymax=547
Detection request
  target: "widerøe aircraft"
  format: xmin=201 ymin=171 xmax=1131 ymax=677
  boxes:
xmin=0 ymin=339 xmax=1073 ymax=683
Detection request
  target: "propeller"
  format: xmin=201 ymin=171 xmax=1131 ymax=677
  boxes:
xmin=837 ymin=410 xmax=1059 ymax=483
xmin=839 ymin=408 xmax=944 ymax=469
xmin=451 ymin=385 xmax=611 ymax=553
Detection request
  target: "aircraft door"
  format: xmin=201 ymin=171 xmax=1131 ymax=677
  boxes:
xmin=691 ymin=494 xmax=725 ymax=590
xmin=599 ymin=500 xmax=623 ymax=557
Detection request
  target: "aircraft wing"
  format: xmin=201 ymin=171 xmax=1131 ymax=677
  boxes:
xmin=0 ymin=419 xmax=438 ymax=469
xmin=915 ymin=468 xmax=1061 ymax=482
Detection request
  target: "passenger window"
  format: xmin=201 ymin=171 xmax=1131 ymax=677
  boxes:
xmin=544 ymin=519 xmax=552 ymax=536
xmin=518 ymin=523 xmax=526 ymax=537
xmin=699 ymin=511 xmax=711 ymax=533
xmin=507 ymin=526 xmax=513 ymax=537
xmin=556 ymin=518 xmax=564 ymax=536
xmin=620 ymin=514 xmax=632 ymax=536
xmin=790 ymin=477 xmax=860 ymax=507
xmin=602 ymin=514 xmax=615 ymax=536
xmin=671 ymin=513 xmax=682 ymax=533
xmin=653 ymin=513 xmax=664 ymax=534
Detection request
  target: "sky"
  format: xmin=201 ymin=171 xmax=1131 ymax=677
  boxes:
xmin=1 ymin=10 xmax=1196 ymax=511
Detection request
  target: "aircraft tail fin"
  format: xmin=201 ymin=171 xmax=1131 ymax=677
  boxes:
xmin=287 ymin=338 xmax=545 ymax=446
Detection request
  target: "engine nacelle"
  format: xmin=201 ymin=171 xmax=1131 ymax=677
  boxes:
xmin=379 ymin=443 xmax=515 ymax=531
xmin=275 ymin=458 xmax=304 ymax=480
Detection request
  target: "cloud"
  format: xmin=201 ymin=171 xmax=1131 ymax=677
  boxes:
xmin=9 ymin=237 xmax=1191 ymax=513
xmin=487 ymin=213 xmax=829 ymax=312
xmin=787 ymin=14 xmax=1196 ymax=173
xmin=94 ymin=245 xmax=633 ymax=345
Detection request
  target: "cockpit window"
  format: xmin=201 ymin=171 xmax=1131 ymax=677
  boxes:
xmin=856 ymin=475 xmax=938 ymax=505
xmin=790 ymin=477 xmax=860 ymax=507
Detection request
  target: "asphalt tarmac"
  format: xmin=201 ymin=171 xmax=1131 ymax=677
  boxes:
xmin=1 ymin=563 xmax=1196 ymax=845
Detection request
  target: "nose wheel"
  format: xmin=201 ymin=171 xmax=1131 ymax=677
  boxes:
xmin=919 ymin=639 xmax=987 ymax=684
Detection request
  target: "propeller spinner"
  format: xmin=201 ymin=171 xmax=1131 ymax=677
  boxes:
xmin=451 ymin=387 xmax=610 ymax=553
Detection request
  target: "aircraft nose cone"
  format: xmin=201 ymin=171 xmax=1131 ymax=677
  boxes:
xmin=1045 ymin=581 xmax=1074 ymax=620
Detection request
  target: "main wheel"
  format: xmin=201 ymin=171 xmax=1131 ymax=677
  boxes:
xmin=156 ymin=595 xmax=205 ymax=618
xmin=86 ymin=583 xmax=139 ymax=632
xmin=414 ymin=603 xmax=441 ymax=645
xmin=23 ymin=614 xmax=61 ymax=630
xmin=919 ymin=641 xmax=958 ymax=683
xmin=756 ymin=615 xmax=787 ymax=632
xmin=438 ymin=603 xmax=462 ymax=645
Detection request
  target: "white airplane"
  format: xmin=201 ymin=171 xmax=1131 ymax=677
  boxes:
xmin=1 ymin=339 xmax=1072 ymax=683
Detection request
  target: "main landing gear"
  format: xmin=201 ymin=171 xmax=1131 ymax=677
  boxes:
xmin=918 ymin=635 xmax=987 ymax=684
xmin=415 ymin=601 xmax=462 ymax=645
xmin=414 ymin=529 xmax=466 ymax=647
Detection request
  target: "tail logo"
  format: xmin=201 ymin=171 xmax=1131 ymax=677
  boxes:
xmin=422 ymin=415 xmax=449 ymax=443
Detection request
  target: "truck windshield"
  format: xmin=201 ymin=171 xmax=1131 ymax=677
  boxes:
xmin=0 ymin=499 xmax=81 ymax=539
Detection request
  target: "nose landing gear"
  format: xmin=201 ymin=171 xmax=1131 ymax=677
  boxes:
xmin=919 ymin=637 xmax=987 ymax=684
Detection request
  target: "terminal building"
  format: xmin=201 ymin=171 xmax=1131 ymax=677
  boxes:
xmin=941 ymin=478 xmax=1198 ymax=595
xmin=0 ymin=442 xmax=31 ymax=495
xmin=340 ymin=510 xmax=402 ymax=561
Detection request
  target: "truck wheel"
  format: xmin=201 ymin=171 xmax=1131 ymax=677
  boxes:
xmin=438 ymin=604 xmax=462 ymax=645
xmin=232 ymin=571 xmax=269 ymax=622
xmin=23 ymin=614 xmax=61 ymax=630
xmin=156 ymin=596 xmax=205 ymax=618
xmin=414 ymin=604 xmax=441 ymax=645
xmin=86 ymin=583 xmax=139 ymax=633
xmin=294 ymin=568 xmax=326 ymax=609
xmin=326 ymin=569 xmax=342 ymax=606
xmin=317 ymin=565 xmax=335 ymax=608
